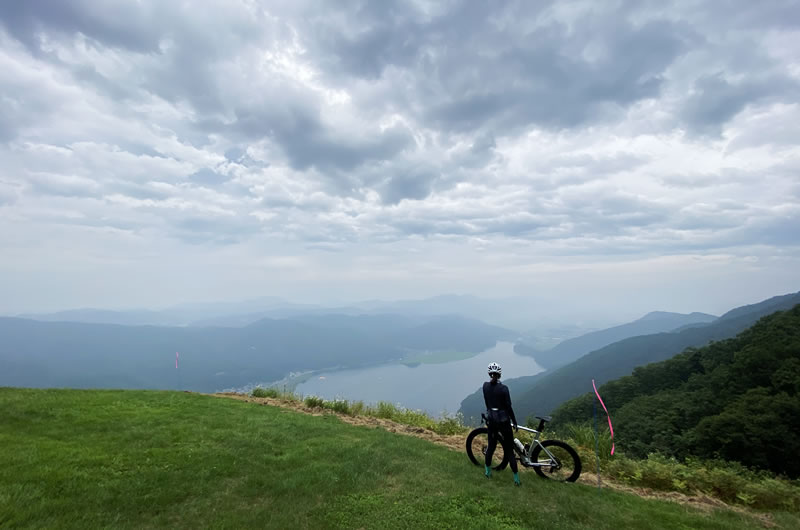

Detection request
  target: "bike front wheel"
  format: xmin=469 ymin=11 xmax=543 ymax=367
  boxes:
xmin=465 ymin=427 xmax=509 ymax=470
xmin=530 ymin=440 xmax=581 ymax=482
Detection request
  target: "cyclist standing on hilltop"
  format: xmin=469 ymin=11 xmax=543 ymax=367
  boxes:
xmin=482 ymin=362 xmax=521 ymax=486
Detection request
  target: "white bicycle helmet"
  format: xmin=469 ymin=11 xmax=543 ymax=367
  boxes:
xmin=487 ymin=362 xmax=502 ymax=375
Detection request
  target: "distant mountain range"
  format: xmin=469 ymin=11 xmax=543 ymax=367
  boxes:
xmin=15 ymin=308 xmax=190 ymax=327
xmin=12 ymin=294 xmax=611 ymax=338
xmin=0 ymin=314 xmax=514 ymax=393
xmin=458 ymin=291 xmax=800 ymax=423
xmin=14 ymin=297 xmax=324 ymax=327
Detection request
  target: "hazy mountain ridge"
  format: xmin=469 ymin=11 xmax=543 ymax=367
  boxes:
xmin=388 ymin=315 xmax=517 ymax=351
xmin=637 ymin=311 xmax=717 ymax=322
xmin=531 ymin=311 xmax=718 ymax=370
xmin=15 ymin=308 xmax=189 ymax=327
xmin=12 ymin=294 xmax=611 ymax=338
xmin=0 ymin=313 xmax=513 ymax=393
xmin=14 ymin=297 xmax=329 ymax=328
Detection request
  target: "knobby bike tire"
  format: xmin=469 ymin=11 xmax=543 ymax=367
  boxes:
xmin=465 ymin=427 xmax=509 ymax=470
xmin=530 ymin=439 xmax=582 ymax=482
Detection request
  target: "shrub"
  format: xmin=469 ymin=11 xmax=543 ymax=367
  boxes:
xmin=365 ymin=401 xmax=438 ymax=431
xmin=251 ymin=387 xmax=279 ymax=398
xmin=350 ymin=401 xmax=365 ymax=416
xmin=566 ymin=423 xmax=614 ymax=462
xmin=396 ymin=409 xmax=436 ymax=431
xmin=304 ymin=396 xmax=325 ymax=408
xmin=433 ymin=412 xmax=466 ymax=435
xmin=374 ymin=401 xmax=399 ymax=419
xmin=327 ymin=399 xmax=351 ymax=415
xmin=742 ymin=477 xmax=800 ymax=511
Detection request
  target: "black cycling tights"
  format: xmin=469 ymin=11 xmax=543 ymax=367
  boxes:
xmin=485 ymin=421 xmax=518 ymax=473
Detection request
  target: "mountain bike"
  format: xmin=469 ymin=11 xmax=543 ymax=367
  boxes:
xmin=466 ymin=414 xmax=582 ymax=482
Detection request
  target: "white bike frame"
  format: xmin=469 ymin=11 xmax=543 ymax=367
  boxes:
xmin=511 ymin=424 xmax=560 ymax=468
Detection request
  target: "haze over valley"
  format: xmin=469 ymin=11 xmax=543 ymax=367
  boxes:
xmin=2 ymin=290 xmax=797 ymax=422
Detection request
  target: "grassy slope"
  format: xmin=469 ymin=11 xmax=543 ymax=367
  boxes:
xmin=0 ymin=389 xmax=791 ymax=530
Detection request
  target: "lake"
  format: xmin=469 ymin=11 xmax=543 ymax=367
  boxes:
xmin=295 ymin=341 xmax=543 ymax=417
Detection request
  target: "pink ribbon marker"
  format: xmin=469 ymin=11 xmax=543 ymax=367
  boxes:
xmin=592 ymin=379 xmax=615 ymax=455
xmin=176 ymin=351 xmax=179 ymax=369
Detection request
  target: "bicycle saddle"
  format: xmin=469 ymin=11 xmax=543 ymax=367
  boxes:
xmin=535 ymin=415 xmax=552 ymax=422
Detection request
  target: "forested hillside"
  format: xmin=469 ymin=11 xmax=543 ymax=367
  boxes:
xmin=554 ymin=304 xmax=800 ymax=477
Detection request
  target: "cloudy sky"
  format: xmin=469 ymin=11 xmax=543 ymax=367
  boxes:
xmin=1 ymin=0 xmax=798 ymax=319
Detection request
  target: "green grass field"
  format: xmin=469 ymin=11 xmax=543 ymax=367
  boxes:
xmin=1 ymin=388 xmax=795 ymax=529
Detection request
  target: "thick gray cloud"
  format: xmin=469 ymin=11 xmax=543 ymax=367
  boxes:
xmin=0 ymin=0 xmax=162 ymax=54
xmin=232 ymin=103 xmax=414 ymax=174
xmin=681 ymin=73 xmax=798 ymax=135
xmin=0 ymin=0 xmax=798 ymax=315
xmin=380 ymin=168 xmax=437 ymax=205
xmin=299 ymin=1 xmax=693 ymax=133
xmin=424 ymin=19 xmax=687 ymax=131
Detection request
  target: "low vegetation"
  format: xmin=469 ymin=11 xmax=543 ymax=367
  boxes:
xmin=562 ymin=424 xmax=800 ymax=512
xmin=251 ymin=387 xmax=279 ymax=398
xmin=289 ymin=390 xmax=467 ymax=435
xmin=4 ymin=388 xmax=798 ymax=529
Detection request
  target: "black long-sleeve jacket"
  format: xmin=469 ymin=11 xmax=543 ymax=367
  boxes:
xmin=482 ymin=380 xmax=518 ymax=427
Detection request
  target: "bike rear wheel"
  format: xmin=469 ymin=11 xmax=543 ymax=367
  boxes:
xmin=465 ymin=427 xmax=509 ymax=470
xmin=530 ymin=440 xmax=581 ymax=482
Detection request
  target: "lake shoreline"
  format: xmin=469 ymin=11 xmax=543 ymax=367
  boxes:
xmin=293 ymin=341 xmax=543 ymax=418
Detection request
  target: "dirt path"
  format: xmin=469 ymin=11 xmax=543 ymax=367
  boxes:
xmin=213 ymin=392 xmax=466 ymax=451
xmin=211 ymin=392 xmax=774 ymax=527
